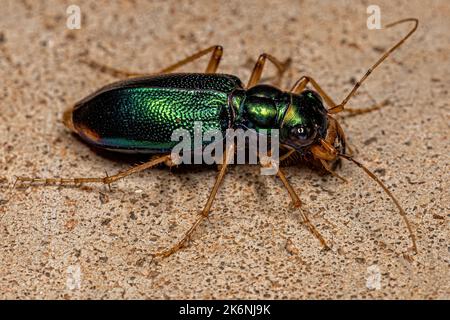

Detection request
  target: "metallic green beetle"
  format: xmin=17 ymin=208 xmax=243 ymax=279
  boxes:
xmin=20 ymin=18 xmax=419 ymax=257
xmin=66 ymin=73 xmax=328 ymax=155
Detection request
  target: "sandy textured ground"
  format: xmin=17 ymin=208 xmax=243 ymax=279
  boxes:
xmin=0 ymin=0 xmax=448 ymax=299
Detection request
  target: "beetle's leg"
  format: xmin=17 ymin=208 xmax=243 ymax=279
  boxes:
xmin=342 ymin=91 xmax=389 ymax=117
xmin=15 ymin=154 xmax=172 ymax=188
xmin=160 ymin=45 xmax=223 ymax=74
xmin=152 ymin=144 xmax=235 ymax=258
xmin=319 ymin=159 xmax=348 ymax=183
xmin=274 ymin=167 xmax=330 ymax=250
xmin=291 ymin=75 xmax=385 ymax=116
xmin=81 ymin=45 xmax=223 ymax=78
xmin=291 ymin=76 xmax=338 ymax=109
xmin=247 ymin=53 xmax=291 ymax=88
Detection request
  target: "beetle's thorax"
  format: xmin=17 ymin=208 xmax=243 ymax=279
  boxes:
xmin=230 ymin=85 xmax=329 ymax=152
xmin=229 ymin=84 xmax=290 ymax=131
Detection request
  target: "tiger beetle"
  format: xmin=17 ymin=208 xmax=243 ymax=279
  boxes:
xmin=15 ymin=18 xmax=419 ymax=257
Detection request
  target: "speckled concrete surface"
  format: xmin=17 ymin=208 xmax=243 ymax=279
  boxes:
xmin=0 ymin=0 xmax=449 ymax=299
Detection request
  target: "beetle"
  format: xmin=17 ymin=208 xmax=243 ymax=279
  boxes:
xmin=16 ymin=18 xmax=418 ymax=257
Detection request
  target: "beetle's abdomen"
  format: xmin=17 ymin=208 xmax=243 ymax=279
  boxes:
xmin=71 ymin=87 xmax=231 ymax=152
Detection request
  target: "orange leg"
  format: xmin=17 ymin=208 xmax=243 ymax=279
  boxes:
xmin=291 ymin=75 xmax=386 ymax=116
xmin=291 ymin=75 xmax=337 ymax=109
xmin=152 ymin=144 xmax=235 ymax=258
xmin=275 ymin=167 xmax=330 ymax=250
xmin=15 ymin=154 xmax=172 ymax=189
xmin=247 ymin=53 xmax=291 ymax=88
xmin=80 ymin=45 xmax=224 ymax=78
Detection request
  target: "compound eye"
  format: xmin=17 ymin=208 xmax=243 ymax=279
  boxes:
xmin=294 ymin=126 xmax=310 ymax=139
xmin=289 ymin=125 xmax=317 ymax=146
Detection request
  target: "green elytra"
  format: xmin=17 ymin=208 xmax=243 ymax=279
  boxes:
xmin=20 ymin=18 xmax=419 ymax=257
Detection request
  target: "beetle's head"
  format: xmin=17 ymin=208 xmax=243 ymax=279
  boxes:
xmin=280 ymin=91 xmax=328 ymax=151
xmin=279 ymin=90 xmax=346 ymax=163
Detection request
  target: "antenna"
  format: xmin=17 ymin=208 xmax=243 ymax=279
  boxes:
xmin=339 ymin=154 xmax=418 ymax=253
xmin=329 ymin=18 xmax=419 ymax=113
